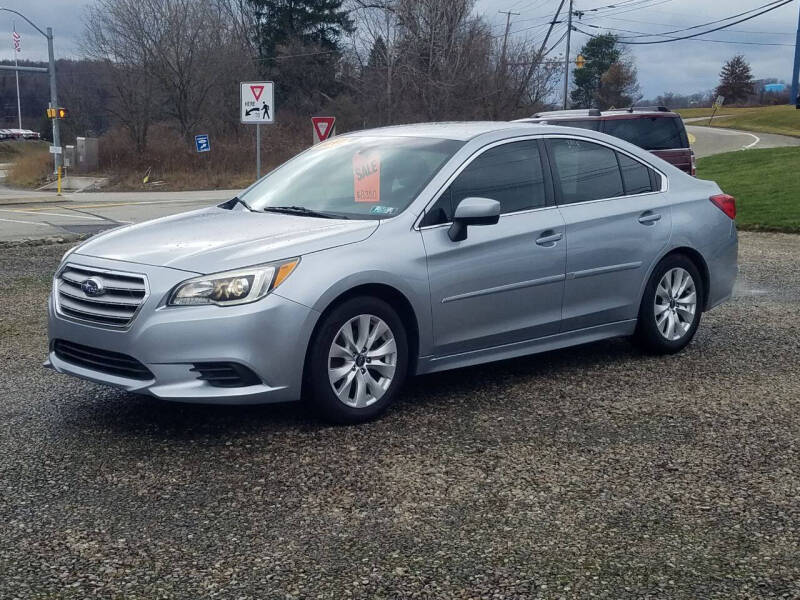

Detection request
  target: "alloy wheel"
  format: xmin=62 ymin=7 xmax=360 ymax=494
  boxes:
xmin=654 ymin=267 xmax=697 ymax=341
xmin=328 ymin=314 xmax=397 ymax=408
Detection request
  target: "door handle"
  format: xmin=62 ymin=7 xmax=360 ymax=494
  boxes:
xmin=535 ymin=231 xmax=563 ymax=246
xmin=638 ymin=211 xmax=662 ymax=225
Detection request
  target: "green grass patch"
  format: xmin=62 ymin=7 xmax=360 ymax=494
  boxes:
xmin=676 ymin=107 xmax=737 ymax=119
xmin=696 ymin=146 xmax=800 ymax=233
xmin=678 ymin=105 xmax=800 ymax=138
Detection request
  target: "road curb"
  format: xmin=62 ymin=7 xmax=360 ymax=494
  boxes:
xmin=0 ymin=195 xmax=65 ymax=206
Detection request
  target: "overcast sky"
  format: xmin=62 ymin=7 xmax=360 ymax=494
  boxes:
xmin=481 ymin=0 xmax=800 ymax=99
xmin=2 ymin=0 xmax=798 ymax=100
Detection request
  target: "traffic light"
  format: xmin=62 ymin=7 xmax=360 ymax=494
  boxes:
xmin=46 ymin=107 xmax=68 ymax=119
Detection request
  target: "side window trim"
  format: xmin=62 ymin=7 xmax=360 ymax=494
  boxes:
xmin=543 ymin=135 xmax=668 ymax=208
xmin=417 ymin=136 xmax=555 ymax=230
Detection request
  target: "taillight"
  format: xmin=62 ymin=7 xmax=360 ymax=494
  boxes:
xmin=690 ymin=151 xmax=697 ymax=176
xmin=710 ymin=194 xmax=736 ymax=219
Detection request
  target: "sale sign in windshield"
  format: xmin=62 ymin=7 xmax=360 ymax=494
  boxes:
xmin=353 ymin=152 xmax=381 ymax=203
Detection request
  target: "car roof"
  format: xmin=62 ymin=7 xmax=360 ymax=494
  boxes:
xmin=523 ymin=107 xmax=678 ymax=121
xmin=345 ymin=121 xmax=526 ymax=141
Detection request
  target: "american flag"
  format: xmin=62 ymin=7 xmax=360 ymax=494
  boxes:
xmin=12 ymin=30 xmax=20 ymax=53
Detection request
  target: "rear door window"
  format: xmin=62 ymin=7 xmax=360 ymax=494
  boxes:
xmin=603 ymin=117 xmax=685 ymax=150
xmin=549 ymin=138 xmax=624 ymax=204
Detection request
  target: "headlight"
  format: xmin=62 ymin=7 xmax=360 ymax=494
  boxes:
xmin=168 ymin=258 xmax=299 ymax=307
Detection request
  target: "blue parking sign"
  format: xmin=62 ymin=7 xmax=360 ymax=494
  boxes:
xmin=195 ymin=134 xmax=210 ymax=153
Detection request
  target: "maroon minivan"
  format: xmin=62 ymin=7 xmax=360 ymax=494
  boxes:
xmin=517 ymin=106 xmax=696 ymax=175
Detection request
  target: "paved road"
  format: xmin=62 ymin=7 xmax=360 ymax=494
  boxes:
xmin=686 ymin=124 xmax=800 ymax=158
xmin=1 ymin=232 xmax=799 ymax=598
xmin=1 ymin=121 xmax=799 ymax=243
xmin=0 ymin=189 xmax=237 ymax=243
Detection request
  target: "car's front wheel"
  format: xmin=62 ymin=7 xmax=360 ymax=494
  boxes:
xmin=634 ymin=254 xmax=703 ymax=354
xmin=307 ymin=296 xmax=408 ymax=424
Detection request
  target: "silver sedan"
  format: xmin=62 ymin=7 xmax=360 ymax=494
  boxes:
xmin=46 ymin=122 xmax=738 ymax=423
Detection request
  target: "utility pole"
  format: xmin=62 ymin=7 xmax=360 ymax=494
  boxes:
xmin=792 ymin=1 xmax=800 ymax=108
xmin=498 ymin=10 xmax=520 ymax=70
xmin=562 ymin=0 xmax=574 ymax=109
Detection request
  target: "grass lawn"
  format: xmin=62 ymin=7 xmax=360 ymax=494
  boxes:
xmin=677 ymin=105 xmax=800 ymax=137
xmin=696 ymin=146 xmax=800 ymax=233
xmin=676 ymin=107 xmax=737 ymax=119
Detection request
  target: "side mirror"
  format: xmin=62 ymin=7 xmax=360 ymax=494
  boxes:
xmin=448 ymin=197 xmax=500 ymax=242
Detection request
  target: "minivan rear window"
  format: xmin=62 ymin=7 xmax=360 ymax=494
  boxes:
xmin=551 ymin=119 xmax=601 ymax=131
xmin=603 ymin=117 xmax=684 ymax=151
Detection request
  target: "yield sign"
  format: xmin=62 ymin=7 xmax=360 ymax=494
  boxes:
xmin=312 ymin=116 xmax=336 ymax=144
xmin=250 ymin=85 xmax=264 ymax=101
xmin=240 ymin=81 xmax=274 ymax=123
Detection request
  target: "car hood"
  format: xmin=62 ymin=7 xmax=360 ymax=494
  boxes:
xmin=75 ymin=207 xmax=379 ymax=274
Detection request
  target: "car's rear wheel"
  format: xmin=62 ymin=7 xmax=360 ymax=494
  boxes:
xmin=307 ymin=297 xmax=408 ymax=424
xmin=634 ymin=254 xmax=703 ymax=354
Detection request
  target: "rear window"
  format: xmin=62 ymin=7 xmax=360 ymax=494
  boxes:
xmin=549 ymin=119 xmax=601 ymax=131
xmin=603 ymin=117 xmax=685 ymax=151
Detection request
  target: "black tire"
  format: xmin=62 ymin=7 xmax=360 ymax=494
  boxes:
xmin=634 ymin=254 xmax=704 ymax=355
xmin=306 ymin=296 xmax=408 ymax=424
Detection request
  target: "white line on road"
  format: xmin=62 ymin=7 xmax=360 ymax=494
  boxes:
xmin=0 ymin=218 xmax=50 ymax=226
xmin=0 ymin=208 xmax=105 ymax=221
xmin=742 ymin=133 xmax=760 ymax=150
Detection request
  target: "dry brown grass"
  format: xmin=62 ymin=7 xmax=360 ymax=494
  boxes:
xmin=99 ymin=116 xmax=311 ymax=191
xmin=6 ymin=148 xmax=52 ymax=188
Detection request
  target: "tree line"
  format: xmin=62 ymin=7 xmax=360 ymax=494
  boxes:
xmin=5 ymin=0 xmax=562 ymax=154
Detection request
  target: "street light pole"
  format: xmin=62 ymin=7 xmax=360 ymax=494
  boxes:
xmin=46 ymin=27 xmax=61 ymax=172
xmin=791 ymin=2 xmax=800 ymax=108
xmin=0 ymin=8 xmax=60 ymax=172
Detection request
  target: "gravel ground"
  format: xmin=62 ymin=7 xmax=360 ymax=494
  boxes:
xmin=1 ymin=232 xmax=799 ymax=599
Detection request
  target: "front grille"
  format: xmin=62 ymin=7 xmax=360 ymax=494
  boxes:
xmin=54 ymin=340 xmax=154 ymax=381
xmin=56 ymin=264 xmax=147 ymax=328
xmin=190 ymin=362 xmax=261 ymax=388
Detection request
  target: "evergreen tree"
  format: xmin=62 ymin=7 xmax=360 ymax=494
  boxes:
xmin=248 ymin=0 xmax=353 ymax=62
xmin=570 ymin=34 xmax=621 ymax=108
xmin=715 ymin=55 xmax=754 ymax=104
xmin=248 ymin=0 xmax=354 ymax=108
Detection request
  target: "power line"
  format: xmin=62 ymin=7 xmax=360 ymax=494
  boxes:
xmin=595 ymin=0 xmax=791 ymax=40
xmin=583 ymin=14 xmax=796 ymax=37
xmin=576 ymin=0 xmax=795 ymax=44
xmin=582 ymin=0 xmax=679 ymax=19
xmin=582 ymin=0 xmax=676 ymax=15
xmin=577 ymin=23 xmax=796 ymax=47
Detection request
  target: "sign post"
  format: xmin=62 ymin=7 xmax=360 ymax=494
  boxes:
xmin=312 ymin=116 xmax=336 ymax=144
xmin=709 ymin=95 xmax=724 ymax=125
xmin=240 ymin=81 xmax=274 ymax=178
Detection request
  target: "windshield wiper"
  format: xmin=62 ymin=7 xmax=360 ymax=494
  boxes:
xmin=219 ymin=196 xmax=253 ymax=211
xmin=261 ymin=206 xmax=347 ymax=219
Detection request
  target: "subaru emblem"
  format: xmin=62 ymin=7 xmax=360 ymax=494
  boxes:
xmin=81 ymin=277 xmax=105 ymax=297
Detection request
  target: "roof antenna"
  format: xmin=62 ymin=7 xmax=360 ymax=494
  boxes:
xmin=628 ymin=94 xmax=644 ymax=113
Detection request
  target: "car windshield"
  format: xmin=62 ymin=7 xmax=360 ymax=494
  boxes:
xmin=241 ymin=136 xmax=464 ymax=220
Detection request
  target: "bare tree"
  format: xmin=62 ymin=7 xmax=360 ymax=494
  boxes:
xmin=84 ymin=0 xmax=254 ymax=145
xmin=83 ymin=1 xmax=159 ymax=151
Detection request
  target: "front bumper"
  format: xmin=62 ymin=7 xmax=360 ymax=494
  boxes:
xmin=46 ymin=254 xmax=319 ymax=404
